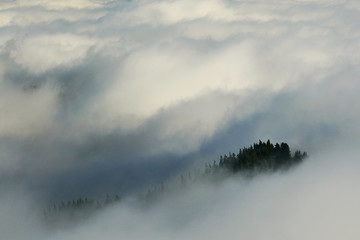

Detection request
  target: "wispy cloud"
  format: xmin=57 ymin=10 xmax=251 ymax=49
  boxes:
xmin=1 ymin=0 xmax=360 ymax=238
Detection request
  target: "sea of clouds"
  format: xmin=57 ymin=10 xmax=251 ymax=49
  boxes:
xmin=1 ymin=0 xmax=360 ymax=239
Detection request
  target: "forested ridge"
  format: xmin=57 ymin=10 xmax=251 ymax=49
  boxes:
xmin=44 ymin=140 xmax=307 ymax=225
xmin=218 ymin=140 xmax=307 ymax=172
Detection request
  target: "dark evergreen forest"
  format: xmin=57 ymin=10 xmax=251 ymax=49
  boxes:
xmin=218 ymin=140 xmax=307 ymax=172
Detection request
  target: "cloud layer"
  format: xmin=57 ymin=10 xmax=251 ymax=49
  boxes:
xmin=1 ymin=0 xmax=360 ymax=238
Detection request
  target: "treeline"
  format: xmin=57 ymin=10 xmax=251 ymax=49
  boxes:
xmin=218 ymin=140 xmax=307 ymax=172
xmin=175 ymin=140 xmax=307 ymax=188
xmin=43 ymin=194 xmax=122 ymax=226
xmin=44 ymin=140 xmax=307 ymax=224
xmin=143 ymin=140 xmax=307 ymax=202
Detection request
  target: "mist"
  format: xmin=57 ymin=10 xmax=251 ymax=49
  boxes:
xmin=1 ymin=0 xmax=360 ymax=239
xmin=3 ymin=147 xmax=360 ymax=239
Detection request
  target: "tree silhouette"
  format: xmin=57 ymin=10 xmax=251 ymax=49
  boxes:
xmin=43 ymin=140 xmax=307 ymax=225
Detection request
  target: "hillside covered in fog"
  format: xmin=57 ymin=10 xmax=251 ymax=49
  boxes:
xmin=44 ymin=140 xmax=307 ymax=228
xmin=1 ymin=0 xmax=360 ymax=239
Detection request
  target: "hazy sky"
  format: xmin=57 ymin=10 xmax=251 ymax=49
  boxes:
xmin=1 ymin=0 xmax=360 ymax=239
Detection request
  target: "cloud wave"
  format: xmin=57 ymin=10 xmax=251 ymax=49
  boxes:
xmin=1 ymin=0 xmax=360 ymax=238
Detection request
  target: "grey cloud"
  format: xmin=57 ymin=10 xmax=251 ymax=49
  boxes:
xmin=1 ymin=0 xmax=360 ymax=238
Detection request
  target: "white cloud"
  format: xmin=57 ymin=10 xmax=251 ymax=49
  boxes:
xmin=10 ymin=34 xmax=97 ymax=73
xmin=0 ymin=0 xmax=108 ymax=11
xmin=0 ymin=0 xmax=359 ymax=233
xmin=0 ymin=8 xmax=105 ymax=28
xmin=84 ymin=40 xmax=276 ymax=135
xmin=114 ymin=0 xmax=238 ymax=27
xmin=1 ymin=0 xmax=360 ymax=238
xmin=145 ymin=90 xmax=272 ymax=155
xmin=1 ymin=0 xmax=357 ymax=155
